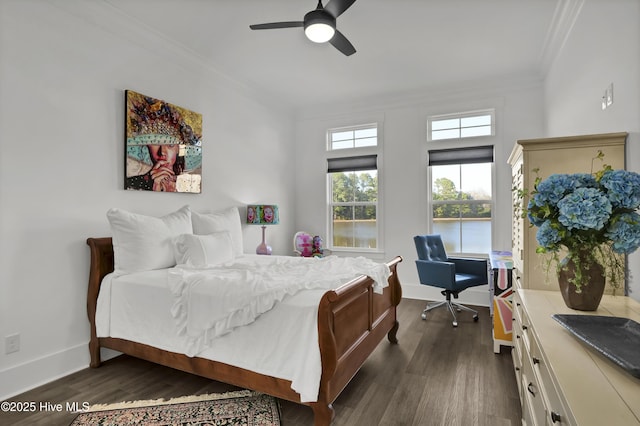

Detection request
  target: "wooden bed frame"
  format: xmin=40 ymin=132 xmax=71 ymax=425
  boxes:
xmin=86 ymin=237 xmax=402 ymax=425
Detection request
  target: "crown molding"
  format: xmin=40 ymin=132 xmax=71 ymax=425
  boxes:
xmin=539 ymin=0 xmax=585 ymax=77
xmin=296 ymin=71 xmax=543 ymax=122
xmin=47 ymin=0 xmax=293 ymax=115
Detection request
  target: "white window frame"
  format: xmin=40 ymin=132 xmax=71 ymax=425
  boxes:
xmin=427 ymin=109 xmax=495 ymax=142
xmin=427 ymin=145 xmax=495 ymax=257
xmin=326 ymin=123 xmax=383 ymax=253
xmin=327 ymin=123 xmax=378 ymax=151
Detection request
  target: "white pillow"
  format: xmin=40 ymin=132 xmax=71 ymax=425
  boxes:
xmin=191 ymin=207 xmax=243 ymax=256
xmin=173 ymin=232 xmax=234 ymax=267
xmin=107 ymin=205 xmax=192 ymax=274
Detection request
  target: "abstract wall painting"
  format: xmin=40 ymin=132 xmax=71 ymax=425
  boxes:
xmin=125 ymin=90 xmax=202 ymax=193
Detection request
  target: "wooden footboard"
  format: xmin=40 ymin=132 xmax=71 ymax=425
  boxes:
xmin=86 ymin=237 xmax=402 ymax=425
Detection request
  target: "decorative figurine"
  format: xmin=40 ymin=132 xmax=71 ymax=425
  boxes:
xmin=297 ymin=233 xmax=313 ymax=257
xmin=312 ymin=235 xmax=324 ymax=257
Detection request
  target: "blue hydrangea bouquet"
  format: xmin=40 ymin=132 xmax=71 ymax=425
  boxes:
xmin=523 ymin=152 xmax=640 ymax=293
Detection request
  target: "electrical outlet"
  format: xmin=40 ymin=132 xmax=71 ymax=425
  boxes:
xmin=5 ymin=333 xmax=20 ymax=354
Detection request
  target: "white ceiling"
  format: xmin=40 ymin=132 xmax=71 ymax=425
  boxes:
xmin=103 ymin=0 xmax=563 ymax=109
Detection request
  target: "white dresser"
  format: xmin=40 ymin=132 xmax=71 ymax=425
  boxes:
xmin=512 ymin=289 xmax=640 ymax=426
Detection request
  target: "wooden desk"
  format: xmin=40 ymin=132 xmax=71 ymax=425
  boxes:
xmin=490 ymin=250 xmax=513 ymax=353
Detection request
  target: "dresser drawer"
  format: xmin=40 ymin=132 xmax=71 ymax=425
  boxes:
xmin=522 ymin=343 xmax=546 ymax=426
xmin=529 ymin=334 xmax=569 ymax=425
xmin=512 ymin=292 xmax=524 ymax=402
xmin=512 ymin=346 xmax=523 ymax=402
xmin=519 ymin=307 xmax=533 ymax=356
xmin=513 ymin=267 xmax=523 ymax=290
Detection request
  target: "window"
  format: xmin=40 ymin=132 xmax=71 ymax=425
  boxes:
xmin=428 ymin=110 xmax=494 ymax=141
xmin=327 ymin=123 xmax=380 ymax=251
xmin=329 ymin=124 xmax=377 ymax=150
xmin=428 ymin=146 xmax=493 ymax=254
xmin=328 ymin=155 xmax=378 ymax=250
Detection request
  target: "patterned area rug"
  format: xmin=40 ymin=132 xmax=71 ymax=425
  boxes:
xmin=70 ymin=390 xmax=280 ymax=425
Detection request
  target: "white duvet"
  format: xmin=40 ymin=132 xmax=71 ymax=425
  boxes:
xmin=168 ymin=255 xmax=390 ymax=357
xmin=95 ymin=254 xmax=390 ymax=402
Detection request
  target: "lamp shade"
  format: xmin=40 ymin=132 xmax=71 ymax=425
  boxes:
xmin=305 ymin=22 xmax=335 ymax=43
xmin=246 ymin=205 xmax=279 ymax=225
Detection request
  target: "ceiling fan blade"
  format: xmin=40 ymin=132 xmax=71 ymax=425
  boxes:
xmin=324 ymin=0 xmax=357 ymax=18
xmin=249 ymin=21 xmax=304 ymax=30
xmin=329 ymin=30 xmax=356 ymax=56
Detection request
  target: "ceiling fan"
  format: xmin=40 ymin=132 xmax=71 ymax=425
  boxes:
xmin=250 ymin=0 xmax=357 ymax=56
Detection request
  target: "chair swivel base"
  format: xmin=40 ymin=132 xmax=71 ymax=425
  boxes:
xmin=421 ymin=296 xmax=479 ymax=327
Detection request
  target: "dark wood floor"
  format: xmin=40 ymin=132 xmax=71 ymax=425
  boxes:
xmin=1 ymin=298 xmax=521 ymax=426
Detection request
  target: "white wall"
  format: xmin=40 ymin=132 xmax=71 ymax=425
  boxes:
xmin=294 ymin=79 xmax=545 ymax=304
xmin=0 ymin=1 xmax=295 ymax=400
xmin=543 ymin=0 xmax=640 ymax=300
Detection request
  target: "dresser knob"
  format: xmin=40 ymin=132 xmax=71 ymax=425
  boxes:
xmin=532 ymin=357 xmax=540 ymax=365
xmin=551 ymin=411 xmax=562 ymax=423
xmin=527 ymin=382 xmax=536 ymax=397
xmin=522 ymin=325 xmax=528 ymax=330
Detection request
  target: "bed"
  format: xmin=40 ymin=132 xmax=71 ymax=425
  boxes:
xmin=86 ymin=209 xmax=402 ymax=426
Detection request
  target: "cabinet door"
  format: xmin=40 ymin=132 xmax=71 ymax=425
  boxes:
xmin=511 ymin=159 xmax=524 ymax=277
xmin=512 ymin=132 xmax=626 ymax=290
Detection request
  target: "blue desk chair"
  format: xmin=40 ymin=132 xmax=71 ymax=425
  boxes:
xmin=414 ymin=234 xmax=488 ymax=327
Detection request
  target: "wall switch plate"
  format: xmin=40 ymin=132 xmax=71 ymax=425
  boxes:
xmin=5 ymin=333 xmax=20 ymax=354
xmin=602 ymin=83 xmax=614 ymax=110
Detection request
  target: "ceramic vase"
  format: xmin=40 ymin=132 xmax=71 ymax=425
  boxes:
xmin=557 ymin=252 xmax=606 ymax=311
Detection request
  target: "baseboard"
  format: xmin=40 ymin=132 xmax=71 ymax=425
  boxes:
xmin=0 ymin=343 xmax=120 ymax=402
xmin=402 ymin=282 xmax=491 ymax=308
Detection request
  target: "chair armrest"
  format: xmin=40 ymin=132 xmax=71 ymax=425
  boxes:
xmin=415 ymin=259 xmax=455 ymax=288
xmin=449 ymin=257 xmax=488 ymax=278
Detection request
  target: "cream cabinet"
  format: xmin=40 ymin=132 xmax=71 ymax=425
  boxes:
xmin=512 ymin=289 xmax=640 ymax=426
xmin=507 ymin=132 xmax=626 ymax=290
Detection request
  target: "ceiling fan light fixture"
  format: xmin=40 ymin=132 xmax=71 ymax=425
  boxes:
xmin=305 ymin=23 xmax=335 ymax=43
xmin=304 ymin=9 xmax=336 ymax=43
xmin=250 ymin=0 xmax=357 ymax=55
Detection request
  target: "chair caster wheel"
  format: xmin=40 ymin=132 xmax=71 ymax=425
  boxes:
xmin=473 ymin=315 xmax=479 ymax=322
xmin=452 ymin=321 xmax=458 ymax=327
xmin=421 ymin=312 xmax=427 ymax=320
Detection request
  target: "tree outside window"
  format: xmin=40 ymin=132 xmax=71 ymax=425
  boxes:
xmin=330 ymin=170 xmax=377 ymax=249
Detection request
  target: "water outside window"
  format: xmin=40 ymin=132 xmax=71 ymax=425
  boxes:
xmin=330 ymin=170 xmax=377 ymax=249
xmin=431 ymin=163 xmax=492 ymax=253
